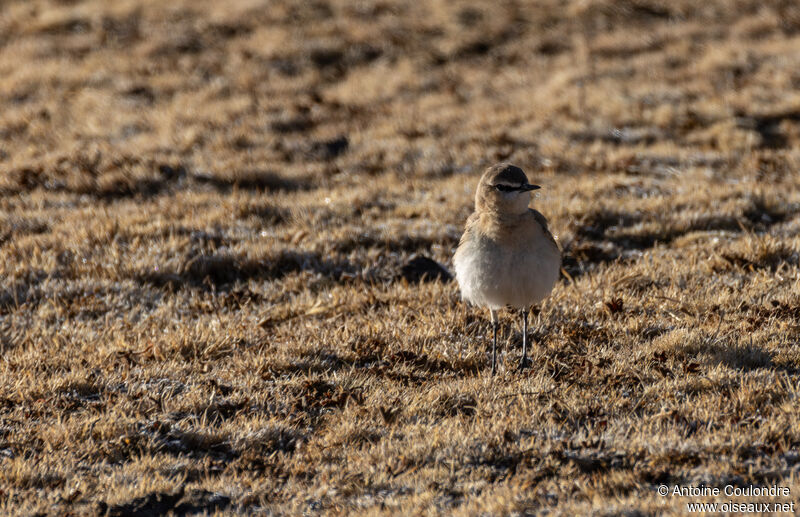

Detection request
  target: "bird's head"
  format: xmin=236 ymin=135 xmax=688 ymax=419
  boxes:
xmin=475 ymin=163 xmax=540 ymax=216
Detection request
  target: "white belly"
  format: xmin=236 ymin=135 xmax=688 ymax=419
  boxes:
xmin=454 ymin=234 xmax=560 ymax=310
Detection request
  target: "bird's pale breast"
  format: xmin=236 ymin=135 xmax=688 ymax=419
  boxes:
xmin=454 ymin=212 xmax=560 ymax=310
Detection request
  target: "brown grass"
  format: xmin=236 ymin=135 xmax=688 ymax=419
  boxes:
xmin=2 ymin=0 xmax=800 ymax=514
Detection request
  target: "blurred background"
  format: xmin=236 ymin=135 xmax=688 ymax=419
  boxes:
xmin=3 ymin=0 xmax=800 ymax=198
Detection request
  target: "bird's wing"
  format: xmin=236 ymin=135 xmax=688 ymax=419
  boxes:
xmin=457 ymin=212 xmax=480 ymax=248
xmin=529 ymin=209 xmax=560 ymax=250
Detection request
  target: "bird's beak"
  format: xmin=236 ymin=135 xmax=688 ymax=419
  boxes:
xmin=520 ymin=183 xmax=540 ymax=191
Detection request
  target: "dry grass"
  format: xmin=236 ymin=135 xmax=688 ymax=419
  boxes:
xmin=2 ymin=0 xmax=800 ymax=514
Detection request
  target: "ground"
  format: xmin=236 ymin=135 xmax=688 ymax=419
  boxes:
xmin=2 ymin=0 xmax=800 ymax=515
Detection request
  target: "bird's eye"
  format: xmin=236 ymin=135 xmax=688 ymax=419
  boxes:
xmin=494 ymin=184 xmax=516 ymax=192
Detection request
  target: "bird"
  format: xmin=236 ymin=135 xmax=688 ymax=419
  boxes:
xmin=453 ymin=163 xmax=561 ymax=375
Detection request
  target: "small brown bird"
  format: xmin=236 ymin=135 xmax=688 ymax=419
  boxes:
xmin=453 ymin=163 xmax=560 ymax=374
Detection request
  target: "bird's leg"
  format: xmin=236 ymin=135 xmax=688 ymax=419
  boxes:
xmin=490 ymin=309 xmax=499 ymax=376
xmin=519 ymin=308 xmax=530 ymax=370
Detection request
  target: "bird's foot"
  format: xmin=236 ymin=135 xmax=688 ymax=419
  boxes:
xmin=518 ymin=356 xmax=531 ymax=371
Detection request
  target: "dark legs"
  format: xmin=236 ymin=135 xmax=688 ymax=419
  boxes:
xmin=519 ymin=308 xmax=530 ymax=370
xmin=490 ymin=309 xmax=498 ymax=376
xmin=488 ymin=308 xmax=532 ymax=374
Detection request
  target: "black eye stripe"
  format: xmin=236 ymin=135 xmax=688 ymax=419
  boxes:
xmin=493 ymin=184 xmax=518 ymax=192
